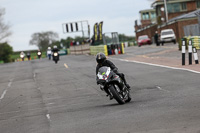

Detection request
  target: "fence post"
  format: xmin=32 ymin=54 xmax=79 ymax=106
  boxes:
xmin=193 ymin=47 xmax=199 ymax=64
xmin=188 ymin=39 xmax=192 ymax=65
xmin=182 ymin=38 xmax=186 ymax=66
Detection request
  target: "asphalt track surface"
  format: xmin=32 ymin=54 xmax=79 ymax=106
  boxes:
xmin=0 ymin=47 xmax=200 ymax=133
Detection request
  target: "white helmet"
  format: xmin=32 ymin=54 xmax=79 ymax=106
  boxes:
xmin=53 ymin=45 xmax=57 ymax=49
xmin=48 ymin=47 xmax=51 ymax=50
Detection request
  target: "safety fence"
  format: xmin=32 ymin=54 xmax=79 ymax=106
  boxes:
xmin=182 ymin=36 xmax=200 ymax=50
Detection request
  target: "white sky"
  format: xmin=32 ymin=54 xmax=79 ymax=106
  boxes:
xmin=1 ymin=0 xmax=153 ymax=51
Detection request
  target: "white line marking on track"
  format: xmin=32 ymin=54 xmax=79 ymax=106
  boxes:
xmin=46 ymin=114 xmax=51 ymax=121
xmin=156 ymin=86 xmax=169 ymax=92
xmin=46 ymin=103 xmax=55 ymax=105
xmin=0 ymin=90 xmax=7 ymax=100
xmin=64 ymin=63 xmax=69 ymax=68
xmin=33 ymin=72 xmax=36 ymax=78
xmin=0 ymin=79 xmax=13 ymax=102
xmin=110 ymin=58 xmax=200 ymax=74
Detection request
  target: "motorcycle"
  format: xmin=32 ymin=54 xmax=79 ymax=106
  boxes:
xmin=20 ymin=54 xmax=25 ymax=61
xmin=37 ymin=51 xmax=42 ymax=59
xmin=96 ymin=66 xmax=131 ymax=104
xmin=53 ymin=52 xmax=59 ymax=64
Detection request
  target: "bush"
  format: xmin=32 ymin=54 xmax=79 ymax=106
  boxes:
xmin=0 ymin=43 xmax=13 ymax=63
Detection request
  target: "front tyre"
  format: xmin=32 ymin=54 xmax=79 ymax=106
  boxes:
xmin=109 ymin=85 xmax=125 ymax=104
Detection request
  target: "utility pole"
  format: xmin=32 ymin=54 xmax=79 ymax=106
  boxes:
xmin=164 ymin=0 xmax=168 ymax=23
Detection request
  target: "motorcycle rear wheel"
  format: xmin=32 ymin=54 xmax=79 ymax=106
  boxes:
xmin=109 ymin=85 xmax=125 ymax=105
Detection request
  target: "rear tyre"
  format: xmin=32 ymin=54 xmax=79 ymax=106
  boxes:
xmin=109 ymin=85 xmax=125 ymax=104
xmin=55 ymin=60 xmax=58 ymax=64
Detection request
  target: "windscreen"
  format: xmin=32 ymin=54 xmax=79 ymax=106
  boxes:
xmin=97 ymin=67 xmax=111 ymax=80
xmin=162 ymin=31 xmax=173 ymax=36
xmin=138 ymin=35 xmax=148 ymax=40
xmin=98 ymin=67 xmax=109 ymax=74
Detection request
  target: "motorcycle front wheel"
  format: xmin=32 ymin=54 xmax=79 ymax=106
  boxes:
xmin=109 ymin=85 xmax=125 ymax=105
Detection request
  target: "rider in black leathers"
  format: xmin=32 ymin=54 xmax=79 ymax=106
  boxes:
xmin=52 ymin=45 xmax=60 ymax=61
xmin=96 ymin=53 xmax=130 ymax=89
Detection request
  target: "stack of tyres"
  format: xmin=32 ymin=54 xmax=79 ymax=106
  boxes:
xmin=109 ymin=44 xmax=124 ymax=55
xmin=111 ymin=44 xmax=115 ymax=55
xmin=107 ymin=45 xmax=112 ymax=55
xmin=114 ymin=44 xmax=118 ymax=55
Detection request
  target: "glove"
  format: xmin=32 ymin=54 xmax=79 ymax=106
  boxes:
xmin=113 ymin=68 xmax=118 ymax=73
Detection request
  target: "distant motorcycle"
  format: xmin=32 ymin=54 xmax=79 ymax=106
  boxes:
xmin=53 ymin=52 xmax=59 ymax=64
xmin=20 ymin=54 xmax=25 ymax=61
xmin=96 ymin=66 xmax=131 ymax=104
xmin=37 ymin=51 xmax=42 ymax=59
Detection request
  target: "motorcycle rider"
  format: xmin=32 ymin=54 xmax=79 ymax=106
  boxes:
xmin=47 ymin=47 xmax=52 ymax=60
xmin=52 ymin=45 xmax=59 ymax=60
xmin=20 ymin=51 xmax=25 ymax=61
xmin=37 ymin=49 xmax=42 ymax=59
xmin=96 ymin=52 xmax=130 ymax=89
xmin=27 ymin=52 xmax=31 ymax=60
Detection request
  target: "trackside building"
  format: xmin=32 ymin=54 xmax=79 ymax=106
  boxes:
xmin=135 ymin=0 xmax=200 ymax=43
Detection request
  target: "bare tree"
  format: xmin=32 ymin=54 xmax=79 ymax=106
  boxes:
xmin=0 ymin=7 xmax=12 ymax=42
xmin=29 ymin=31 xmax=59 ymax=50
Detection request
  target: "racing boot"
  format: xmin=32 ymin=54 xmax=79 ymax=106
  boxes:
xmin=105 ymin=89 xmax=113 ymax=100
xmin=125 ymin=83 xmax=130 ymax=89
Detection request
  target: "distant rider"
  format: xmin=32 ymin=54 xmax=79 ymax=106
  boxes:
xmin=96 ymin=53 xmax=130 ymax=89
xmin=20 ymin=51 xmax=25 ymax=61
xmin=52 ymin=45 xmax=60 ymax=60
xmin=47 ymin=47 xmax=52 ymax=60
xmin=27 ymin=52 xmax=31 ymax=60
xmin=52 ymin=45 xmax=59 ymax=52
xmin=37 ymin=49 xmax=42 ymax=59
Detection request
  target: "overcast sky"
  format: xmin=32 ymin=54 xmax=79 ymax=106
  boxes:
xmin=1 ymin=0 xmax=153 ymax=51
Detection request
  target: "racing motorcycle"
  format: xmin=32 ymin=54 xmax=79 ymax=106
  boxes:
xmin=96 ymin=66 xmax=131 ymax=104
xmin=53 ymin=52 xmax=59 ymax=64
xmin=37 ymin=51 xmax=42 ymax=59
xmin=20 ymin=54 xmax=25 ymax=61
